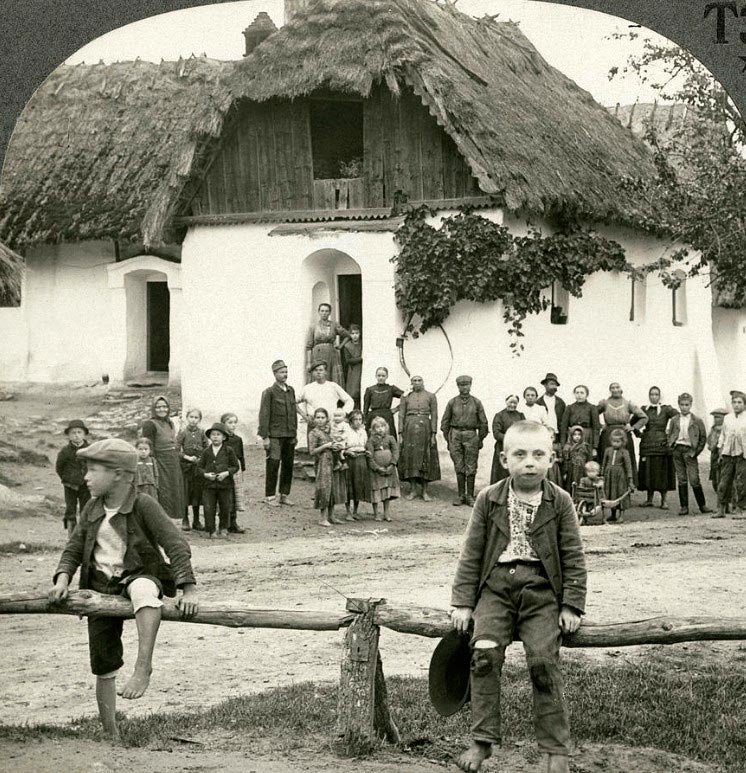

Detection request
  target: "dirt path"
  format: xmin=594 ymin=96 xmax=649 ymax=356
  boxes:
xmin=0 ymin=384 xmax=742 ymax=772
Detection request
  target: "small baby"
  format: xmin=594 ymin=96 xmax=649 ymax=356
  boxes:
xmin=330 ymin=409 xmax=349 ymax=472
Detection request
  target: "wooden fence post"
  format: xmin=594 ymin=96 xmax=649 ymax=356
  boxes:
xmin=337 ymin=598 xmax=400 ymax=755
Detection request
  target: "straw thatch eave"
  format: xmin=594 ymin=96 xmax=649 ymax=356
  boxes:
xmin=230 ymin=0 xmax=657 ymax=223
xmin=0 ymin=241 xmax=23 ymax=306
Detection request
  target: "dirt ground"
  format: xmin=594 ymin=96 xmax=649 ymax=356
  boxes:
xmin=1 ymin=383 xmax=744 ymax=773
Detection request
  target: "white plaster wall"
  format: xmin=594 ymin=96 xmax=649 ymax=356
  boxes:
xmin=3 ymin=242 xmax=117 ymax=383
xmin=712 ymin=306 xmax=746 ymax=402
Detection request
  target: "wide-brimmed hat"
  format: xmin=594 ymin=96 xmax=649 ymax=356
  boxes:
xmin=205 ymin=422 xmax=228 ymax=439
xmin=540 ymin=372 xmax=560 ymax=386
xmin=77 ymin=438 xmax=137 ymax=473
xmin=64 ymin=419 xmax=89 ymax=435
xmin=428 ymin=629 xmax=471 ymax=717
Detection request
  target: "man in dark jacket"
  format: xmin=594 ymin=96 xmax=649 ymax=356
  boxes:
xmin=49 ymin=438 xmax=198 ymax=743
xmin=55 ymin=419 xmax=91 ymax=535
xmin=258 ymin=359 xmax=298 ymax=507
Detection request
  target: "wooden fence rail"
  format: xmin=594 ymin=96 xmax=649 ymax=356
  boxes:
xmin=3 ymin=591 xmax=746 ymax=754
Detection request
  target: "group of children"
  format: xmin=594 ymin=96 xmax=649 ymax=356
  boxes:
xmin=56 ymin=408 xmax=249 ymax=540
xmin=308 ymin=407 xmax=400 ymax=526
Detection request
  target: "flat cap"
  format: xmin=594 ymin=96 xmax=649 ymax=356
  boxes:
xmin=730 ymin=390 xmax=746 ymax=401
xmin=309 ymin=360 xmax=327 ymax=373
xmin=710 ymin=407 xmax=728 ymax=416
xmin=271 ymin=359 xmax=287 ymax=372
xmin=77 ymin=438 xmax=137 ymax=473
xmin=455 ymin=375 xmax=473 ymax=385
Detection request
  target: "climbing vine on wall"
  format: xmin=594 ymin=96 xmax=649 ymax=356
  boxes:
xmin=392 ymin=205 xmax=665 ymax=355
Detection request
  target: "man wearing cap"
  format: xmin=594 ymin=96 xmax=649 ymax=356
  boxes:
xmin=56 ymin=419 xmax=91 ymax=536
xmin=49 ymin=438 xmax=198 ymax=742
xmin=296 ymin=361 xmax=354 ymax=440
xmin=258 ymin=360 xmax=298 ymax=507
xmin=666 ymin=393 xmax=712 ymax=515
xmin=441 ymin=376 xmax=489 ymax=506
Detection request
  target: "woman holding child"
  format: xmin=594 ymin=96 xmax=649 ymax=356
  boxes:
xmin=139 ymin=395 xmax=185 ymax=520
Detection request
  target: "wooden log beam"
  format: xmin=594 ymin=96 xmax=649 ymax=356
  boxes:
xmin=0 ymin=591 xmax=355 ymax=632
xmin=371 ymin=601 xmax=746 ymax=647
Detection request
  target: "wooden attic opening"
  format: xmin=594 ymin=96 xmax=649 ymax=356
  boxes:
xmin=309 ymin=96 xmax=364 ymax=209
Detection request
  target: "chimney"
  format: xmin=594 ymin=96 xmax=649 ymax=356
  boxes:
xmin=284 ymin=0 xmax=311 ymax=25
xmin=243 ymin=12 xmax=278 ymax=56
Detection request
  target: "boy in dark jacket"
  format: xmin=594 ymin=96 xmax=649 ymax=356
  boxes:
xmin=197 ymin=423 xmax=240 ymax=539
xmin=55 ymin=419 xmax=91 ymax=535
xmin=451 ymin=421 xmax=587 ymax=773
xmin=48 ymin=438 xmax=198 ymax=742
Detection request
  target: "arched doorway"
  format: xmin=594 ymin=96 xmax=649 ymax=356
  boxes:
xmin=107 ymin=256 xmax=182 ymax=384
xmin=302 ymin=249 xmax=362 ymax=329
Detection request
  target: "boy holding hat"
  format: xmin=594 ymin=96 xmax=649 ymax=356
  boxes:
xmin=666 ymin=393 xmax=712 ymax=515
xmin=55 ymin=419 xmax=91 ymax=536
xmin=450 ymin=420 xmax=586 ymax=773
xmin=258 ymin=359 xmax=298 ymax=507
xmin=197 ymin=423 xmax=240 ymax=538
xmin=48 ymin=438 xmax=198 ymax=742
xmin=441 ymin=376 xmax=489 ymax=506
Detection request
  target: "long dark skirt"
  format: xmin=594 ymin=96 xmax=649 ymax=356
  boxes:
xmin=399 ymin=415 xmax=441 ymax=482
xmin=599 ymin=427 xmax=638 ymax=487
xmin=347 ymin=454 xmax=371 ymax=503
xmin=155 ymin=450 xmax=185 ymax=519
xmin=638 ymin=454 xmax=675 ymax=493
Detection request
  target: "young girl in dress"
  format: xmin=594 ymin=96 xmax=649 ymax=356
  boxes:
xmin=366 ymin=416 xmax=401 ymax=522
xmin=220 ymin=412 xmax=246 ymax=534
xmin=135 ymin=438 xmax=159 ymax=499
xmin=177 ymin=408 xmax=208 ymax=531
xmin=562 ymin=425 xmax=593 ymax=491
xmin=343 ymin=409 xmax=371 ymax=520
xmin=308 ymin=408 xmax=339 ymax=527
xmin=602 ymin=429 xmax=635 ymax=523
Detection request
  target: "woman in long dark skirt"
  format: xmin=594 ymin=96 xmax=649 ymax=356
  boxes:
xmin=597 ymin=382 xmax=648 ymax=487
xmin=490 ymin=395 xmax=525 ymax=484
xmin=139 ymin=395 xmax=185 ymax=520
xmin=637 ymin=386 xmax=677 ymax=509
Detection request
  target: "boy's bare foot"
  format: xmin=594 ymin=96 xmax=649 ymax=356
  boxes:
xmin=118 ymin=668 xmax=152 ymax=699
xmin=547 ymin=753 xmax=570 ymax=773
xmin=318 ymin=519 xmax=331 ymax=527
xmin=374 ymin=515 xmax=384 ymax=522
xmin=456 ymin=741 xmax=492 ymax=772
xmin=421 ymin=491 xmax=432 ymax=502
xmin=405 ymin=491 xmax=417 ymax=501
xmin=345 ymin=515 xmax=356 ymax=521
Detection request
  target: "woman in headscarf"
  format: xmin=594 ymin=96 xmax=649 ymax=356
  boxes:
xmin=305 ymin=303 xmax=350 ymax=385
xmin=139 ymin=395 xmax=185 ymax=520
xmin=490 ymin=395 xmax=525 ymax=484
xmin=597 ymin=382 xmax=647 ymax=487
xmin=398 ymin=375 xmax=441 ymax=501
xmin=637 ymin=386 xmax=677 ymax=509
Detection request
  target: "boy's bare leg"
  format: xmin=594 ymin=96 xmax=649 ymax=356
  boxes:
xmin=456 ymin=741 xmax=492 ymax=772
xmin=383 ymin=500 xmax=391 ymax=521
xmin=118 ymin=606 xmax=161 ymax=699
xmin=547 ymin=753 xmax=570 ymax=773
xmin=96 ymin=675 xmax=120 ymax=742
xmin=421 ymin=481 xmax=432 ymax=502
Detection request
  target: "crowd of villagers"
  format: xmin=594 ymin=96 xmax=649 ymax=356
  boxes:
xmin=56 ymin=303 xmax=746 ymax=534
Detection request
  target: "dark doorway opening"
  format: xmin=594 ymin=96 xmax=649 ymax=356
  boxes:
xmin=147 ymin=281 xmax=170 ymax=372
xmin=337 ymin=274 xmax=362 ymax=330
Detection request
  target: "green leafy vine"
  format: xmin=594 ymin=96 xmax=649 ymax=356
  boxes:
xmin=392 ymin=206 xmax=671 ymax=355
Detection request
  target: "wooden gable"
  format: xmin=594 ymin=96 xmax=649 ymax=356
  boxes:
xmin=182 ymin=84 xmax=479 ymax=219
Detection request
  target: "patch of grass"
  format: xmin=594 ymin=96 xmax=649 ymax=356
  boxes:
xmin=0 ymin=541 xmax=57 ymax=555
xmin=0 ymin=659 xmax=744 ymax=770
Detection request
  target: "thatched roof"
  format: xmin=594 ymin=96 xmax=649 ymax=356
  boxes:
xmin=0 ymin=241 xmax=23 ymax=306
xmin=1 ymin=0 xmax=656 ymax=248
xmin=232 ymin=0 xmax=656 ymax=220
xmin=0 ymin=57 xmax=233 ymax=248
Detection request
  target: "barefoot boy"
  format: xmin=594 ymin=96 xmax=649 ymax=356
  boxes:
xmin=48 ymin=439 xmax=198 ymax=742
xmin=450 ymin=421 xmax=586 ymax=773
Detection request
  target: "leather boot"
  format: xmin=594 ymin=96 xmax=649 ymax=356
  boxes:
xmin=693 ymin=485 xmax=713 ymax=513
xmin=453 ymin=473 xmax=466 ymax=506
xmin=228 ymin=513 xmax=246 ymax=534
xmin=677 ymin=484 xmax=689 ymax=515
xmin=465 ymin=475 xmax=476 ymax=506
xmin=191 ymin=507 xmax=204 ymax=531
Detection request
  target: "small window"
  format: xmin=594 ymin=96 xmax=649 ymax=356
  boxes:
xmin=309 ymin=99 xmax=364 ymax=180
xmin=672 ymin=269 xmax=687 ymax=326
xmin=550 ymin=281 xmax=569 ymax=324
xmin=629 ymin=275 xmax=646 ymax=323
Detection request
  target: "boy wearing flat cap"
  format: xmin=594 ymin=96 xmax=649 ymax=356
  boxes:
xmin=441 ymin=376 xmax=489 ymax=506
xmin=49 ymin=438 xmax=198 ymax=743
xmin=55 ymin=420 xmax=91 ymax=536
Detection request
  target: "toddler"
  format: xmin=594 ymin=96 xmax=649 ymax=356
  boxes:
xmin=330 ymin=408 xmax=350 ymax=472
xmin=366 ymin=416 xmax=400 ymax=522
xmin=135 ymin=438 xmax=159 ymax=500
xmin=562 ymin=425 xmax=592 ymax=491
